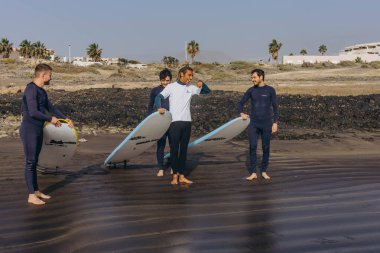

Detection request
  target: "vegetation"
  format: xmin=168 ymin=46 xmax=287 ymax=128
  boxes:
xmin=300 ymin=49 xmax=307 ymax=55
xmin=0 ymin=38 xmax=13 ymax=58
xmin=187 ymin=40 xmax=200 ymax=64
xmin=268 ymin=39 xmax=282 ymax=64
xmin=162 ymin=56 xmax=179 ymax=67
xmin=19 ymin=40 xmax=33 ymax=58
xmin=318 ymin=44 xmax=327 ymax=55
xmin=87 ymin=43 xmax=102 ymax=62
xmin=370 ymin=61 xmax=380 ymax=69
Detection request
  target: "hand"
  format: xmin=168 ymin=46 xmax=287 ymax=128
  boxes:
xmin=196 ymin=80 xmax=203 ymax=88
xmin=272 ymin=123 xmax=278 ymax=133
xmin=157 ymin=108 xmax=166 ymax=114
xmin=66 ymin=118 xmax=74 ymax=128
xmin=240 ymin=113 xmax=249 ymax=120
xmin=51 ymin=116 xmax=62 ymax=127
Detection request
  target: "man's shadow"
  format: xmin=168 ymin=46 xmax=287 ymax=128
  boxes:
xmin=41 ymin=164 xmax=108 ymax=195
xmin=185 ymin=151 xmax=244 ymax=176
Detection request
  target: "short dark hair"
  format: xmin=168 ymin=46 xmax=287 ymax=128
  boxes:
xmin=251 ymin=68 xmax=265 ymax=81
xmin=35 ymin=63 xmax=52 ymax=77
xmin=159 ymin=68 xmax=172 ymax=80
xmin=177 ymin=65 xmax=193 ymax=81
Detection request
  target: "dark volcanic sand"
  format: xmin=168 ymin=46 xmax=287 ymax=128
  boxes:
xmin=1 ymin=88 xmax=379 ymax=139
xmin=0 ymin=133 xmax=379 ymax=253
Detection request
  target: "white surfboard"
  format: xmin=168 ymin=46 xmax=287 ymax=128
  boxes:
xmin=38 ymin=119 xmax=78 ymax=169
xmin=104 ymin=111 xmax=172 ymax=165
xmin=165 ymin=117 xmax=250 ymax=158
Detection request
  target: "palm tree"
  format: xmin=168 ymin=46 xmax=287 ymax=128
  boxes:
xmin=300 ymin=49 xmax=307 ymax=55
xmin=187 ymin=40 xmax=199 ymax=64
xmin=19 ymin=39 xmax=33 ymax=58
xmin=318 ymin=45 xmax=327 ymax=55
xmin=0 ymin=38 xmax=14 ymax=58
xmin=162 ymin=56 xmax=179 ymax=67
xmin=87 ymin=43 xmax=102 ymax=62
xmin=268 ymin=39 xmax=282 ymax=64
xmin=31 ymin=41 xmax=48 ymax=59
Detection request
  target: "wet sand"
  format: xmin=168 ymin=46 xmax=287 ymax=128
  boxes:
xmin=1 ymin=133 xmax=380 ymax=253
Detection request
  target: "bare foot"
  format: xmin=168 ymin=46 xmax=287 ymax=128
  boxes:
xmin=262 ymin=172 xmax=271 ymax=180
xmin=35 ymin=191 xmax=51 ymax=199
xmin=246 ymin=173 xmax=258 ymax=181
xmin=179 ymin=175 xmax=193 ymax=184
xmin=157 ymin=170 xmax=164 ymax=177
xmin=28 ymin=194 xmax=46 ymax=205
xmin=171 ymin=175 xmax=178 ymax=185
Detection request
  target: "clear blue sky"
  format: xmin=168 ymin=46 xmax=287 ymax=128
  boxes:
xmin=1 ymin=0 xmax=379 ymax=63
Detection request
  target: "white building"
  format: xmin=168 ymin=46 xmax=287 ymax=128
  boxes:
xmin=283 ymin=42 xmax=380 ymax=64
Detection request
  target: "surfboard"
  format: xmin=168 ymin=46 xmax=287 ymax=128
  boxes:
xmin=38 ymin=119 xmax=78 ymax=169
xmin=104 ymin=111 xmax=172 ymax=165
xmin=164 ymin=116 xmax=250 ymax=158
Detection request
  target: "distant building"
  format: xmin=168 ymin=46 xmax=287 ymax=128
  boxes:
xmin=283 ymin=42 xmax=380 ymax=64
xmin=127 ymin=63 xmax=147 ymax=69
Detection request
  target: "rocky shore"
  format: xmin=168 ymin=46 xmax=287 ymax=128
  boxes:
xmin=1 ymin=88 xmax=379 ymax=139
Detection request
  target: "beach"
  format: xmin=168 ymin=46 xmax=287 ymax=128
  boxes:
xmin=0 ymin=132 xmax=379 ymax=252
xmin=1 ymin=61 xmax=380 ymax=252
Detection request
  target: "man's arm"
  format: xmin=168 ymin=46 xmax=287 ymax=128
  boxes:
xmin=197 ymin=81 xmax=211 ymax=94
xmin=47 ymin=100 xmax=66 ymax=119
xmin=25 ymin=85 xmax=52 ymax=122
xmin=237 ymin=88 xmax=251 ymax=120
xmin=148 ymin=88 xmax=156 ymax=115
xmin=271 ymin=88 xmax=279 ymax=133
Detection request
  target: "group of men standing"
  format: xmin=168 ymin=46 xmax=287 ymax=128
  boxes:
xmin=20 ymin=63 xmax=278 ymax=205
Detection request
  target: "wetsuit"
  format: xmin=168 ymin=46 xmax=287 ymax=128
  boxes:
xmin=148 ymin=85 xmax=170 ymax=170
xmin=155 ymin=81 xmax=210 ymax=175
xmin=20 ymin=82 xmax=66 ymax=193
xmin=238 ymin=85 xmax=278 ymax=173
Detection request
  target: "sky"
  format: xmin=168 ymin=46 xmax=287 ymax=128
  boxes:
xmin=1 ymin=0 xmax=379 ymax=63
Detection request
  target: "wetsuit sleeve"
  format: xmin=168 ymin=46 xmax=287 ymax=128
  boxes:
xmin=148 ymin=88 xmax=156 ymax=115
xmin=47 ymin=100 xmax=66 ymax=119
xmin=25 ymin=85 xmax=52 ymax=122
xmin=154 ymin=94 xmax=165 ymax=109
xmin=271 ymin=88 xmax=279 ymax=123
xmin=200 ymin=83 xmax=211 ymax=94
xmin=237 ymin=88 xmax=251 ymax=114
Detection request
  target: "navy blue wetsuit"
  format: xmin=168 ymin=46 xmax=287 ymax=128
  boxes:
xmin=20 ymin=82 xmax=66 ymax=193
xmin=238 ymin=85 xmax=279 ymax=173
xmin=148 ymin=85 xmax=170 ymax=169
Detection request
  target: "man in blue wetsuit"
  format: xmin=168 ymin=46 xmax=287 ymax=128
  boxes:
xmin=238 ymin=69 xmax=278 ymax=180
xmin=148 ymin=68 xmax=172 ymax=177
xmin=20 ymin=63 xmax=74 ymax=205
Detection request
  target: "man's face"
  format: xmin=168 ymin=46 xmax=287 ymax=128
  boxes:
xmin=160 ymin=76 xmax=171 ymax=87
xmin=251 ymin=72 xmax=263 ymax=85
xmin=180 ymin=70 xmax=193 ymax=84
xmin=42 ymin=71 xmax=52 ymax=85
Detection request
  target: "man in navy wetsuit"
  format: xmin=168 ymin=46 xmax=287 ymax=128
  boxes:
xmin=20 ymin=63 xmax=74 ymax=205
xmin=148 ymin=68 xmax=172 ymax=177
xmin=238 ymin=69 xmax=278 ymax=180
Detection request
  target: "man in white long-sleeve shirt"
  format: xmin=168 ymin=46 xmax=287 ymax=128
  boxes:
xmin=155 ymin=65 xmax=210 ymax=185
